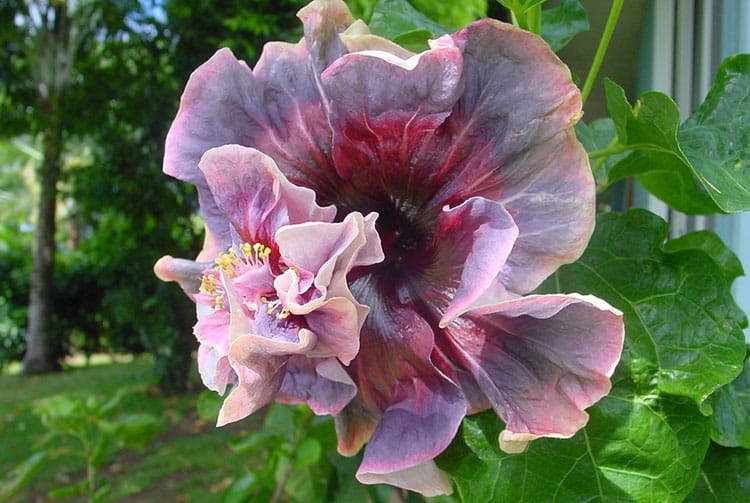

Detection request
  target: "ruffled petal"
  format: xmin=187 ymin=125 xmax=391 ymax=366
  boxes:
xmin=343 ymin=299 xmax=466 ymax=488
xmin=428 ymin=197 xmax=519 ymax=325
xmin=427 ymin=20 xmax=583 ymax=206
xmin=356 ymin=371 xmax=465 ymax=478
xmin=198 ymin=145 xmax=336 ymax=245
xmin=357 ymin=459 xmax=453 ymax=497
xmin=219 ymin=328 xmax=317 ymax=426
xmin=164 ymin=48 xmax=265 ymax=242
xmin=197 ymin=344 xmax=233 ymax=395
xmin=423 ymin=21 xmax=592 ymax=293
xmin=321 ymin=44 xmax=463 ymax=199
xmin=442 ymin=294 xmax=624 ymax=437
xmin=277 ymin=356 xmax=357 ymax=415
xmin=275 ymin=211 xmax=383 ymax=301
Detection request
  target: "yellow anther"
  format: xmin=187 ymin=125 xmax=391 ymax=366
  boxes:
xmin=199 ymin=273 xmax=219 ymax=295
xmin=276 ymin=307 xmax=291 ymax=320
xmin=212 ymin=294 xmax=225 ymax=310
xmin=240 ymin=242 xmax=253 ymax=258
xmin=214 ymin=249 xmax=240 ymax=273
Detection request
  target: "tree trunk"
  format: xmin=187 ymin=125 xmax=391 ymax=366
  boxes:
xmin=23 ymin=123 xmax=63 ymax=374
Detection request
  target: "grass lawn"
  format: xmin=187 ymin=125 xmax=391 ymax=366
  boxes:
xmin=0 ymin=356 xmax=264 ymax=502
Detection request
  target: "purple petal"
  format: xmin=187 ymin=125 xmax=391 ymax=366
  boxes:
xmin=321 ymin=45 xmax=463 ymax=197
xmin=303 ymin=297 xmax=360 ymax=364
xmin=219 ymin=328 xmax=317 ymax=426
xmin=427 ymin=21 xmax=584 ymax=206
xmin=275 ymin=211 xmax=383 ymax=299
xmin=428 ymin=197 xmax=519 ymax=325
xmin=357 ymin=460 xmax=452 ymax=497
xmin=153 ymin=255 xmax=207 ymax=298
xmin=164 ymin=48 xmax=265 ymax=242
xmin=198 ymin=145 xmax=335 ymax=244
xmin=423 ymin=21 xmax=592 ymax=293
xmin=343 ymin=302 xmax=466 ymax=480
xmin=277 ymin=357 xmax=357 ymax=415
xmin=357 ymin=372 xmax=465 ymax=476
xmin=442 ymin=294 xmax=624 ymax=437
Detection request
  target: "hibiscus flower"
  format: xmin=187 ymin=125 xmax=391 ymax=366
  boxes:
xmin=155 ymin=0 xmax=624 ymax=496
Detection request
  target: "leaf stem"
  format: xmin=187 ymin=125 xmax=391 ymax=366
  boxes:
xmin=526 ymin=4 xmax=542 ymax=34
xmin=581 ymin=0 xmax=624 ymax=106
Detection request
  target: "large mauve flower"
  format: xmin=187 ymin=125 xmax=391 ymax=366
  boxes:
xmin=155 ymin=0 xmax=624 ymax=496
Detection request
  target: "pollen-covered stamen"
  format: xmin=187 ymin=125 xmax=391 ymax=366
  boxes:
xmin=261 ymin=296 xmax=291 ymax=320
xmin=200 ymin=241 xmax=273 ymax=311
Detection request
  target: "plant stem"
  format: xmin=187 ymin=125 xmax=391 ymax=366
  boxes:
xmin=526 ymin=4 xmax=542 ymax=34
xmin=269 ymin=410 xmax=313 ymax=503
xmin=581 ymin=0 xmax=624 ymax=106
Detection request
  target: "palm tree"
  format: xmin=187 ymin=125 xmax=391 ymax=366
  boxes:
xmin=19 ymin=0 xmax=99 ymax=373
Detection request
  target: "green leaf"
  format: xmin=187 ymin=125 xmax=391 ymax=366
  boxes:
xmin=685 ymin=443 xmax=750 ymax=502
xmin=603 ymin=80 xmax=721 ymax=213
xmin=33 ymin=395 xmax=87 ymax=434
xmin=294 ymin=437 xmax=322 ymax=467
xmin=703 ymin=355 xmax=750 ymax=449
xmin=368 ymin=0 xmax=450 ymax=48
xmin=99 ymin=413 xmax=163 ymax=449
xmin=229 ymin=430 xmax=278 ymax=454
xmin=221 ymin=473 xmax=261 ymax=503
xmin=391 ymin=29 xmax=434 ymax=53
xmin=542 ymin=210 xmax=746 ymax=402
xmin=663 ymin=230 xmax=745 ymax=285
xmin=540 ymin=0 xmax=589 ymax=51
xmin=679 ymin=54 xmax=750 ymax=213
xmin=196 ymin=390 xmax=223 ymax=422
xmin=602 ymin=55 xmax=750 ymax=214
xmin=48 ymin=480 xmax=87 ymax=499
xmin=0 ymin=451 xmax=48 ymax=501
xmin=575 ymin=118 xmax=626 ymax=186
xmin=439 ymin=389 xmax=711 ymax=502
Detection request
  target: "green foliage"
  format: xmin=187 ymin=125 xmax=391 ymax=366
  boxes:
xmin=549 ymin=210 xmax=746 ymax=402
xmin=596 ymin=55 xmax=750 ymax=214
xmin=686 ymin=442 xmax=750 ymax=501
xmin=440 ymin=391 xmax=710 ymax=502
xmin=0 ymin=451 xmax=48 ymax=502
xmin=224 ymin=402 xmax=401 ymax=502
xmin=368 ymin=0 xmax=451 ymax=52
xmin=703 ymin=355 xmax=750 ymax=449
xmin=20 ymin=391 xmax=165 ymax=502
xmin=540 ymin=0 xmax=588 ymax=51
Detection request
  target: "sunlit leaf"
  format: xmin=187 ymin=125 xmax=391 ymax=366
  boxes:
xmin=439 ymin=388 xmax=710 ymax=502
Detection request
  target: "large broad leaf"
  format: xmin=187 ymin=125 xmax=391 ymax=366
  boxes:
xmin=604 ymin=80 xmax=721 ymax=213
xmin=602 ymin=55 xmax=750 ymax=213
xmin=679 ymin=54 xmax=750 ymax=213
xmin=703 ymin=354 xmax=750 ymax=449
xmin=541 ymin=210 xmax=745 ymax=402
xmin=438 ymin=387 xmax=710 ymax=502
xmin=541 ymin=0 xmax=589 ymax=52
xmin=685 ymin=443 xmax=750 ymax=502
